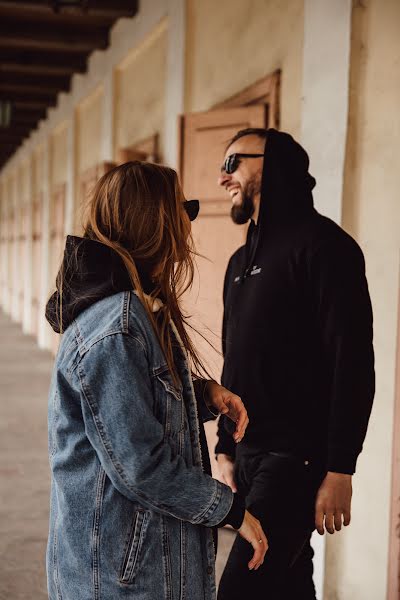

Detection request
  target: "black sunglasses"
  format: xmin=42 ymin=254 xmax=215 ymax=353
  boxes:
xmin=183 ymin=199 xmax=200 ymax=221
xmin=221 ymin=153 xmax=264 ymax=175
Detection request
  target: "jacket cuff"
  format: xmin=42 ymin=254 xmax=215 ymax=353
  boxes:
xmin=217 ymin=494 xmax=245 ymax=529
xmin=327 ymin=446 xmax=359 ymax=474
xmin=192 ymin=378 xmax=219 ymax=422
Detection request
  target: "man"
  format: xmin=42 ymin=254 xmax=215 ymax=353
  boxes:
xmin=215 ymin=128 xmax=375 ymax=599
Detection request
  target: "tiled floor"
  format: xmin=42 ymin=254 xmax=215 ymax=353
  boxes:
xmin=0 ymin=310 xmax=235 ymax=599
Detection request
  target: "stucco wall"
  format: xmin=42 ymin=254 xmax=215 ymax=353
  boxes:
xmin=76 ymin=86 xmax=104 ymax=174
xmin=114 ymin=19 xmax=167 ymax=160
xmin=185 ymin=0 xmax=304 ymax=137
xmin=325 ymin=1 xmax=400 ymax=598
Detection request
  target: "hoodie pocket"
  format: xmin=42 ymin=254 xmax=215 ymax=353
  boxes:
xmin=119 ymin=510 xmax=149 ymax=585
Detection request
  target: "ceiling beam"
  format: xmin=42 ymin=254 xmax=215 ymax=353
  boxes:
xmin=0 ymin=71 xmax=70 ymax=90
xmin=0 ymin=143 xmax=19 ymax=151
xmin=0 ymin=62 xmax=81 ymax=77
xmin=0 ymin=138 xmax=27 ymax=148
xmin=0 ymin=124 xmax=32 ymax=134
xmin=0 ymin=78 xmax=70 ymax=95
xmin=0 ymin=0 xmax=138 ymax=19
xmin=11 ymin=109 xmax=45 ymax=122
xmin=10 ymin=99 xmax=53 ymax=111
xmin=0 ymin=89 xmax=57 ymax=106
xmin=0 ymin=48 xmax=88 ymax=73
xmin=0 ymin=21 xmax=109 ymax=53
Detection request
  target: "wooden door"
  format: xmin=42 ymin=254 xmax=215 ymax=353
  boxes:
xmin=179 ymin=104 xmax=268 ymax=477
xmin=388 ymin=274 xmax=400 ymax=600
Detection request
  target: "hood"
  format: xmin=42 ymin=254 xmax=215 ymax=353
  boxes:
xmin=45 ymin=236 xmax=155 ymax=333
xmin=259 ymin=128 xmax=316 ymax=225
xmin=240 ymin=129 xmax=316 ymax=280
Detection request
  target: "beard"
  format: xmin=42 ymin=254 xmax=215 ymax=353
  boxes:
xmin=230 ymin=178 xmax=260 ymax=225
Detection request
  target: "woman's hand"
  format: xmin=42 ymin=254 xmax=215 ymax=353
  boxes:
xmin=205 ymin=381 xmax=249 ymax=443
xmin=238 ymin=510 xmax=268 ymax=570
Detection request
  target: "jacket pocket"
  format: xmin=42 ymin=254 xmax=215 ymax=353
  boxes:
xmin=155 ymin=370 xmax=184 ymax=439
xmin=119 ymin=510 xmax=149 ymax=585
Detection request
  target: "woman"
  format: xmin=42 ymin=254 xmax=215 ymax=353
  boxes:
xmin=45 ymin=161 xmax=267 ymax=600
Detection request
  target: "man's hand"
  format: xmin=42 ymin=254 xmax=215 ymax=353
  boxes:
xmin=205 ymin=381 xmax=249 ymax=443
xmin=315 ymin=472 xmax=352 ymax=535
xmin=216 ymin=453 xmax=237 ymax=492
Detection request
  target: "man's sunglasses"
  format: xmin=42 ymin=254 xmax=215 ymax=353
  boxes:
xmin=183 ymin=199 xmax=200 ymax=221
xmin=221 ymin=153 xmax=264 ymax=175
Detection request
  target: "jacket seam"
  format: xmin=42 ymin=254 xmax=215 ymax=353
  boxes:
xmin=122 ymin=291 xmax=130 ymax=333
xmin=92 ymin=467 xmax=106 ymax=600
xmin=69 ymin=331 xmax=147 ymax=374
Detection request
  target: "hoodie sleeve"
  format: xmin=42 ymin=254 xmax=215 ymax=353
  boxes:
xmin=216 ymin=255 xmax=237 ymax=459
xmin=192 ymin=378 xmax=219 ymax=423
xmin=309 ymin=235 xmax=375 ymax=474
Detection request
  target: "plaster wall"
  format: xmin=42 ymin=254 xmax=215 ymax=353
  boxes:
xmin=76 ymin=86 xmax=104 ymax=174
xmin=324 ymin=1 xmax=400 ymax=598
xmin=185 ymin=0 xmax=304 ymax=137
xmin=114 ymin=20 xmax=167 ymax=159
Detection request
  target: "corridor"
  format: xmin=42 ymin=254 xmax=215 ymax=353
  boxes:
xmin=0 ymin=310 xmax=52 ymax=599
xmin=0 ymin=310 xmax=235 ymax=599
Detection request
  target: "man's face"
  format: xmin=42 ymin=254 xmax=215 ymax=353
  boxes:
xmin=217 ymin=134 xmax=265 ymax=224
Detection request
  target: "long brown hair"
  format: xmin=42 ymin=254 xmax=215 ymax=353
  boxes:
xmin=82 ymin=161 xmax=207 ymax=384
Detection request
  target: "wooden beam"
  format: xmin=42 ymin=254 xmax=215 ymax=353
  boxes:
xmin=0 ymin=48 xmax=88 ymax=73
xmin=0 ymin=124 xmax=32 ymax=135
xmin=0 ymin=62 xmax=81 ymax=77
xmin=0 ymin=71 xmax=70 ymax=92
xmin=0 ymin=0 xmax=138 ymax=19
xmin=10 ymin=102 xmax=52 ymax=113
xmin=0 ymin=143 xmax=19 ymax=151
xmin=0 ymin=21 xmax=109 ymax=53
xmin=0 ymin=131 xmax=27 ymax=139
xmin=0 ymin=80 xmax=69 ymax=96
xmin=11 ymin=109 xmax=45 ymax=121
xmin=0 ymin=93 xmax=56 ymax=108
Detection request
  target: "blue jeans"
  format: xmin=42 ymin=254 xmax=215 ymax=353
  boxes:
xmin=218 ymin=448 xmax=326 ymax=600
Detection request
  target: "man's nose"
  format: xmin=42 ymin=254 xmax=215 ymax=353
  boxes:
xmin=218 ymin=171 xmax=231 ymax=187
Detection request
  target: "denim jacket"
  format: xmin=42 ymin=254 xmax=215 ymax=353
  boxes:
xmin=45 ymin=238 xmax=234 ymax=600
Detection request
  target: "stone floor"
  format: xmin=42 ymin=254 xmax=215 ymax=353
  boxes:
xmin=0 ymin=310 xmax=235 ymax=599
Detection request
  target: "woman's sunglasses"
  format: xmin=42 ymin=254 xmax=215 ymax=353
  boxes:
xmin=221 ymin=153 xmax=264 ymax=175
xmin=183 ymin=199 xmax=200 ymax=221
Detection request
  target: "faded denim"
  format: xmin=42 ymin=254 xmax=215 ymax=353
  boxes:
xmin=47 ymin=291 xmax=233 ymax=600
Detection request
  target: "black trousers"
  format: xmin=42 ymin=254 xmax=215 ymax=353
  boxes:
xmin=217 ymin=447 xmax=326 ymax=600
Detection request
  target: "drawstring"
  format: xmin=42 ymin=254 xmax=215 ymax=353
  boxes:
xmin=240 ymin=221 xmax=260 ymax=283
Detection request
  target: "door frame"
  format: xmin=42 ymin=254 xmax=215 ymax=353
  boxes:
xmin=388 ymin=263 xmax=400 ymax=600
xmin=177 ymin=70 xmax=280 ymax=180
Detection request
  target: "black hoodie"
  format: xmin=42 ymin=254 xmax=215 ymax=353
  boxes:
xmin=215 ymin=129 xmax=375 ymax=474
